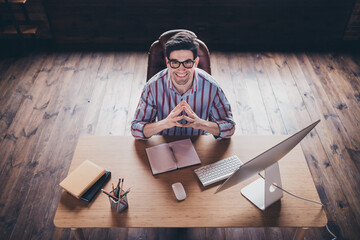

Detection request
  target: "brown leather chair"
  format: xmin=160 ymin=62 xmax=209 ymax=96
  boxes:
xmin=146 ymin=29 xmax=211 ymax=81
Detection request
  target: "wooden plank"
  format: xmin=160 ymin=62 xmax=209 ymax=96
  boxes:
xmin=0 ymin=53 xmax=65 ymax=172
xmin=127 ymin=228 xmax=146 ymax=239
xmin=8 ymin=52 xmax=104 ymax=239
xmin=255 ymin=53 xmax=297 ymax=134
xmin=0 ymin=54 xmax=45 ymax=139
xmin=206 ymin=228 xmax=225 ymax=239
xmin=253 ymin=53 xmax=287 ymax=135
xmin=95 ymin=52 xmax=137 ymax=136
xmin=264 ymin=228 xmax=284 ymax=240
xmin=256 ymin=53 xmax=354 ymax=239
xmin=184 ymin=228 xmax=205 ymax=240
xmin=86 ymin=229 xmax=109 ymax=239
xmin=2 ymin=52 xmax=83 ymax=239
xmin=285 ymin=53 xmax=360 ymax=239
xmin=51 ymin=227 xmax=70 ymax=240
xmin=0 ymin=56 xmax=32 ymax=100
xmin=211 ymin=52 xmax=243 ymax=135
xmin=235 ymin=52 xmax=272 ymax=134
xmin=145 ymin=228 xmax=189 ymax=240
xmin=315 ymin=53 xmax=360 ymax=145
xmin=243 ymin=228 xmax=266 ymax=239
xmin=107 ymin=228 xmax=128 ymax=240
xmin=0 ymin=52 xmax=76 ymax=240
xmin=124 ymin=52 xmax=148 ymax=136
xmin=0 ymin=55 xmax=17 ymax=93
xmin=337 ymin=54 xmax=360 ymax=93
xmin=307 ymin=53 xmax=360 ymax=188
xmin=211 ymin=50 xmax=284 ymax=239
xmin=225 ymin=228 xmax=246 ymax=239
xmin=78 ymin=52 xmax=114 ymax=136
xmin=262 ymin=53 xmax=353 ymax=239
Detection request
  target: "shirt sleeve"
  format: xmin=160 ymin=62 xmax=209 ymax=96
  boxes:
xmin=131 ymin=84 xmax=157 ymax=140
xmin=210 ymin=88 xmax=235 ymax=139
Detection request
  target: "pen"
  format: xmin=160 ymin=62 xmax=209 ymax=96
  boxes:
xmin=169 ymin=146 xmax=178 ymax=163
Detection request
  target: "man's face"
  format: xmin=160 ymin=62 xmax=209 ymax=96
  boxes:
xmin=166 ymin=50 xmax=199 ymax=87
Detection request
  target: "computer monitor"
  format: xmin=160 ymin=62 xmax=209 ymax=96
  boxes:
xmin=215 ymin=120 xmax=320 ymax=210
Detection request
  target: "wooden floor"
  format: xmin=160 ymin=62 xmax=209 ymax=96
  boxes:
xmin=0 ymin=51 xmax=359 ymax=240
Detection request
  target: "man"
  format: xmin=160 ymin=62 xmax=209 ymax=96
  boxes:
xmin=131 ymin=31 xmax=235 ymax=140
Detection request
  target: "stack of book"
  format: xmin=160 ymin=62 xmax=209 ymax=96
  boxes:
xmin=59 ymin=160 xmax=111 ymax=202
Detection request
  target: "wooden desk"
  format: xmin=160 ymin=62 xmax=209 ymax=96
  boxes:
xmin=54 ymin=135 xmax=327 ymax=239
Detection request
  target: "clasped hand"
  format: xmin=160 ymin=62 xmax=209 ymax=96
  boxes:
xmin=164 ymin=100 xmax=204 ymax=130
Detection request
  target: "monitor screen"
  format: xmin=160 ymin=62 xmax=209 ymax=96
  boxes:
xmin=215 ymin=120 xmax=320 ymax=194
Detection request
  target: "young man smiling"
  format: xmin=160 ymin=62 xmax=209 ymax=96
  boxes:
xmin=131 ymin=31 xmax=235 ymax=139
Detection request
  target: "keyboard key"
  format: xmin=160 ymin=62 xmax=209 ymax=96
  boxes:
xmin=194 ymin=155 xmax=243 ymax=187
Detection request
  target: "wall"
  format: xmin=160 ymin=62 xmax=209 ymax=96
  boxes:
xmin=1 ymin=0 xmax=358 ymax=49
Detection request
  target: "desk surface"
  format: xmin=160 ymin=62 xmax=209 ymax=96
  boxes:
xmin=54 ymin=135 xmax=327 ymax=228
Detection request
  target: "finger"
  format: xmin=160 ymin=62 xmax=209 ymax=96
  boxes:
xmin=182 ymin=101 xmax=191 ymax=108
xmin=175 ymin=122 xmax=184 ymax=127
xmin=172 ymin=107 xmax=183 ymax=116
xmin=184 ymin=102 xmax=196 ymax=114
xmin=177 ymin=100 xmax=186 ymax=108
xmin=182 ymin=102 xmax=192 ymax=112
xmin=171 ymin=102 xmax=183 ymax=112
xmin=174 ymin=116 xmax=183 ymax=122
xmin=183 ymin=115 xmax=194 ymax=122
xmin=183 ymin=102 xmax=194 ymax=113
xmin=183 ymin=105 xmax=194 ymax=116
xmin=182 ymin=123 xmax=192 ymax=128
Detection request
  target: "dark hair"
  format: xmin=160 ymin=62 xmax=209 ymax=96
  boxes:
xmin=165 ymin=32 xmax=199 ymax=59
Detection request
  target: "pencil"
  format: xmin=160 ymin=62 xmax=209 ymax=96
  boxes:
xmin=116 ymin=178 xmax=121 ymax=197
xmin=101 ymin=189 xmax=119 ymax=201
xmin=117 ymin=178 xmax=121 ymax=188
xmin=120 ymin=188 xmax=131 ymax=198
xmin=119 ymin=178 xmax=124 ymax=196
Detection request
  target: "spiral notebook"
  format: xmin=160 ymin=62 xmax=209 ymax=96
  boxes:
xmin=145 ymin=138 xmax=201 ymax=175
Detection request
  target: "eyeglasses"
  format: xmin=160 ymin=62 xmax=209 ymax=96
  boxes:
xmin=168 ymin=59 xmax=195 ymax=69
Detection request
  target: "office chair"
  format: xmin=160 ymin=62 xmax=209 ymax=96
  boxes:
xmin=146 ymin=29 xmax=211 ymax=81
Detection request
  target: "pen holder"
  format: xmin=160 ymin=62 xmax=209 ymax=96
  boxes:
xmin=108 ymin=191 xmax=129 ymax=213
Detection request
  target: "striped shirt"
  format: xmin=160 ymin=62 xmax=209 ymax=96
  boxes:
xmin=131 ymin=68 xmax=235 ymax=140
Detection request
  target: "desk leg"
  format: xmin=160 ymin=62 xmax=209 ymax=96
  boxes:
xmin=71 ymin=228 xmax=85 ymax=240
xmin=292 ymin=227 xmax=308 ymax=240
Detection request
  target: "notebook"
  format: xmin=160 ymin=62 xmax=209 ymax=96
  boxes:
xmin=145 ymin=138 xmax=201 ymax=175
xmin=59 ymin=160 xmax=107 ymax=199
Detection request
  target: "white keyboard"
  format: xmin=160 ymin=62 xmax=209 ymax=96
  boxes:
xmin=194 ymin=155 xmax=243 ymax=187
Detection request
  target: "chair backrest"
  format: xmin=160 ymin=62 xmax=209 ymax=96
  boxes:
xmin=146 ymin=29 xmax=211 ymax=81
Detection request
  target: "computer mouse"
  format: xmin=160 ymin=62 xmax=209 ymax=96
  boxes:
xmin=172 ymin=182 xmax=186 ymax=201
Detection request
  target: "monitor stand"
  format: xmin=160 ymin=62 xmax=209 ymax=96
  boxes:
xmin=241 ymin=162 xmax=283 ymax=210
